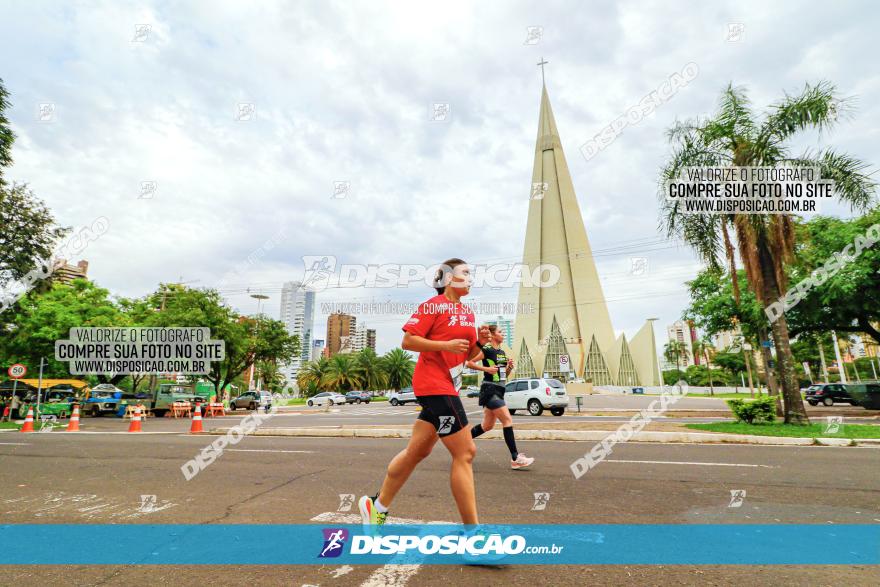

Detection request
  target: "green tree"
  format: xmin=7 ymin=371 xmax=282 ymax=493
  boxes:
xmin=660 ymin=82 xmax=876 ymax=423
xmin=785 ymin=209 xmax=880 ymax=344
xmin=145 ymin=286 xmax=297 ymax=399
xmin=691 ymin=338 xmax=717 ymax=393
xmin=381 ymin=348 xmax=414 ymax=391
xmin=0 ymin=183 xmax=70 ymax=289
xmin=322 ymin=353 xmax=361 ymax=392
xmin=684 ymin=268 xmax=782 ymax=402
xmin=0 ymin=78 xmax=14 ymax=183
xmin=354 ymin=348 xmax=387 ymax=391
xmin=663 ymin=340 xmax=688 ymax=373
xmin=0 ymin=279 xmax=124 ymax=381
xmin=297 ymin=357 xmax=331 ymax=396
xmin=0 ymin=80 xmax=69 ymax=288
xmin=713 ymin=349 xmax=747 ymax=390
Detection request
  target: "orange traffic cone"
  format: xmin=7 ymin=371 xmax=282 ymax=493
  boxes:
xmin=128 ymin=406 xmax=142 ymax=432
xmin=66 ymin=404 xmax=81 ymax=432
xmin=189 ymin=404 xmax=203 ymax=434
xmin=20 ymin=407 xmax=35 ymax=433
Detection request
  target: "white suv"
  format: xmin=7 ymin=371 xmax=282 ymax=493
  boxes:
xmin=388 ymin=387 xmax=416 ymax=406
xmin=504 ymin=378 xmax=569 ymax=416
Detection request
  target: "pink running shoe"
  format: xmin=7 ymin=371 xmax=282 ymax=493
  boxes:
xmin=511 ymin=453 xmax=535 ymax=470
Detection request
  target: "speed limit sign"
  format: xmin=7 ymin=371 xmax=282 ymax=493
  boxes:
xmin=8 ymin=364 xmax=27 ymax=379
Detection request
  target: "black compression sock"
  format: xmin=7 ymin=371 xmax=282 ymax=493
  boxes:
xmin=503 ymin=426 xmax=519 ymax=460
xmin=471 ymin=424 xmax=484 ymax=438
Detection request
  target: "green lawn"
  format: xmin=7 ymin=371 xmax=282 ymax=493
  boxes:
xmin=0 ymin=421 xmax=21 ymax=430
xmin=686 ymin=421 xmax=880 ymax=438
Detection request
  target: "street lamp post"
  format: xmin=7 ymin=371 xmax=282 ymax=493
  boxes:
xmin=250 ymin=294 xmax=270 ymax=392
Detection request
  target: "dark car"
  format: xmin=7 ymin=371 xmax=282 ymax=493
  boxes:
xmin=844 ymin=383 xmax=880 ymax=409
xmin=345 ymin=391 xmax=371 ymax=404
xmin=804 ymin=383 xmax=856 ymax=406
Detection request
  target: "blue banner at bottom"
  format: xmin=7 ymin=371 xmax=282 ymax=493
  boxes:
xmin=1 ymin=524 xmax=877 ymax=565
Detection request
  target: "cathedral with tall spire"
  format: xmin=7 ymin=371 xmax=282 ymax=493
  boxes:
xmin=512 ymin=73 xmax=660 ymax=386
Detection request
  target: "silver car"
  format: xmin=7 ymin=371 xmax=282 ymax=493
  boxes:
xmin=229 ymin=391 xmax=271 ymax=410
xmin=388 ymin=387 xmax=416 ymax=406
xmin=307 ymin=392 xmax=347 ymax=407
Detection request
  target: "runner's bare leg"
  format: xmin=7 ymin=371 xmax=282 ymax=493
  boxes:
xmin=377 ymin=419 xmax=439 ymax=507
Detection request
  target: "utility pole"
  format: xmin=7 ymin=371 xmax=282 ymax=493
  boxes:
xmin=742 ymin=342 xmax=755 ymax=397
xmin=149 ymin=278 xmax=200 ymax=393
xmin=831 ymin=330 xmax=847 ymax=384
xmin=36 ymin=357 xmax=46 ymax=413
xmin=818 ymin=339 xmax=830 ymax=383
xmin=249 ymin=293 xmax=269 ymax=392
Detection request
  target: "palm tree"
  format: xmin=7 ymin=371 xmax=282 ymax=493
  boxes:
xmin=381 ymin=348 xmax=414 ymax=391
xmin=354 ymin=348 xmax=388 ymax=391
xmin=692 ymin=338 xmax=716 ymax=395
xmin=663 ymin=340 xmax=688 ymax=390
xmin=297 ymin=357 xmax=331 ymax=396
xmin=322 ymin=353 xmax=362 ymax=392
xmin=660 ymin=82 xmax=875 ymax=424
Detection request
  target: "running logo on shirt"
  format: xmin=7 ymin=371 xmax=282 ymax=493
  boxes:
xmin=447 ymin=315 xmax=458 ymax=326
xmin=437 ymin=416 xmax=456 ymax=434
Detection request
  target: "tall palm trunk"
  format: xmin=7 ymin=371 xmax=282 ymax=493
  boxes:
xmin=757 ymin=325 xmax=783 ymax=416
xmin=703 ymin=350 xmax=715 ymax=395
xmin=757 ymin=243 xmax=809 ymax=424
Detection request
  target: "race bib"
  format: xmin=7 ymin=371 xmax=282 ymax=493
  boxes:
xmin=449 ymin=364 xmax=463 ymax=391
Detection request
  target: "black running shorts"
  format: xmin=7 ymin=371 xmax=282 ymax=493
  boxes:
xmin=416 ymin=394 xmax=468 ymax=436
xmin=478 ymin=382 xmax=506 ymax=410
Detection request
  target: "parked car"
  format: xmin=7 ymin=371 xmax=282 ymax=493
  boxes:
xmin=83 ymin=385 xmax=140 ymax=417
xmin=229 ymin=390 xmax=272 ymax=410
xmin=345 ymin=391 xmax=372 ymax=404
xmin=843 ymin=383 xmax=880 ymax=409
xmin=503 ymin=377 xmax=569 ymax=416
xmin=307 ymin=392 xmax=347 ymax=407
xmin=36 ymin=389 xmax=77 ymax=419
xmin=804 ymin=383 xmax=856 ymax=406
xmin=388 ymin=387 xmax=416 ymax=406
xmin=465 ymin=387 xmax=480 ymax=398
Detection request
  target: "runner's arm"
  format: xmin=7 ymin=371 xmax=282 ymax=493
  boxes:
xmin=402 ymin=332 xmax=468 ymax=353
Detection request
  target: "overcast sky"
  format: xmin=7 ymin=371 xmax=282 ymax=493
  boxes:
xmin=2 ymin=0 xmax=877 ymax=354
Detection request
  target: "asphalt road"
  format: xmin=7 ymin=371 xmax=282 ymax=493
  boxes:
xmin=1 ymin=430 xmax=878 ymax=585
xmin=40 ymin=395 xmax=878 ymax=433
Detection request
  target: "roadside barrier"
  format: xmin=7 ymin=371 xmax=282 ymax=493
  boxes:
xmin=205 ymin=402 xmax=225 ymax=417
xmin=124 ymin=403 xmax=151 ymax=419
xmin=169 ymin=401 xmax=192 ymax=418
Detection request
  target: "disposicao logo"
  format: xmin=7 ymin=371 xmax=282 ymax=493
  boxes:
xmin=318 ymin=528 xmax=349 ymax=558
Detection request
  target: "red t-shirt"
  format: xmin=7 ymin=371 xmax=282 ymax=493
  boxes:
xmin=402 ymin=294 xmax=478 ymax=396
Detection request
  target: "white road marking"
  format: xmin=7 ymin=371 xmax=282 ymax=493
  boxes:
xmin=310 ymin=511 xmax=455 ymax=586
xmin=0 ymin=442 xmax=30 ymax=445
xmin=605 ymin=459 xmax=776 ymax=468
xmin=227 ymin=449 xmax=315 ymax=454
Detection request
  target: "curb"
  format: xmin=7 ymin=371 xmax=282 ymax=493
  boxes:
xmin=207 ymin=427 xmax=877 ymax=446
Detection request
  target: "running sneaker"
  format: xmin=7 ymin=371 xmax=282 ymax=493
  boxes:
xmin=460 ymin=526 xmax=508 ymax=565
xmin=511 ymin=453 xmax=535 ymax=470
xmin=358 ymin=494 xmax=387 ymax=526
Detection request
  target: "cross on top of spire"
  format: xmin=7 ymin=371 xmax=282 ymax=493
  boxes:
xmin=537 ymin=57 xmax=548 ymax=85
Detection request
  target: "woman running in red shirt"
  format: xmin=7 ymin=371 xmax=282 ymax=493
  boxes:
xmin=359 ymin=258 xmax=489 ymax=526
